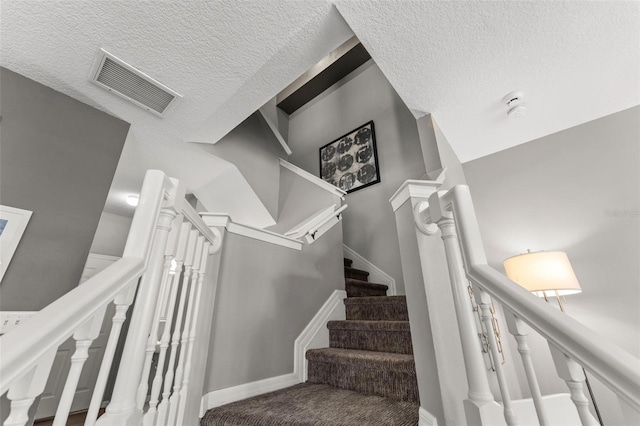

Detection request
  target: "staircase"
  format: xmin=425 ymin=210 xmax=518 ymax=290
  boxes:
xmin=201 ymin=259 xmax=419 ymax=425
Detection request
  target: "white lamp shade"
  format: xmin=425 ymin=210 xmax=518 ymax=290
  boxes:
xmin=504 ymin=251 xmax=581 ymax=297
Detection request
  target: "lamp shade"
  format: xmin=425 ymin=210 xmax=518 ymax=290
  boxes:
xmin=504 ymin=251 xmax=581 ymax=297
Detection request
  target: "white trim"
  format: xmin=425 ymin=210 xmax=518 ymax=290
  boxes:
xmin=293 ymin=290 xmax=347 ymax=382
xmin=279 ymin=159 xmax=346 ymax=200
xmin=343 ymin=245 xmax=397 ymax=296
xmin=0 ymin=205 xmax=33 ymax=282
xmin=181 ymin=202 xmax=220 ymax=246
xmin=201 ymin=213 xmax=303 ymax=251
xmin=419 ymin=407 xmax=438 ymax=426
xmin=258 ymin=109 xmax=292 ymax=155
xmin=389 ymin=170 xmax=447 ymax=212
xmin=86 ymin=253 xmax=120 ymax=262
xmin=200 ymin=372 xmax=300 ymax=414
xmin=284 ymin=205 xmax=336 ymax=238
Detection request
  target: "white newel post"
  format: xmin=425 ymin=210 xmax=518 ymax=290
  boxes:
xmin=425 ymin=206 xmax=495 ymax=407
xmin=145 ymin=221 xmax=193 ymax=426
xmin=136 ymin=214 xmax=183 ymax=410
xmin=98 ymin=205 xmax=178 ymax=426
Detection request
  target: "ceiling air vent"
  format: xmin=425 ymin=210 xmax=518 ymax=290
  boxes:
xmin=90 ymin=49 xmax=182 ymax=116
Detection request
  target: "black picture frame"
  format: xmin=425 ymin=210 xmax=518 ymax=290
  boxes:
xmin=319 ymin=121 xmax=380 ymax=194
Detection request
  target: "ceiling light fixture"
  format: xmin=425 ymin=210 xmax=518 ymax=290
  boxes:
xmin=126 ymin=194 xmax=139 ymax=207
xmin=502 ymin=91 xmax=527 ymax=119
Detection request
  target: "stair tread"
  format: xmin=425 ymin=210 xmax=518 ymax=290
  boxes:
xmin=344 ymin=266 xmax=370 ymax=275
xmin=345 ymin=278 xmax=388 ymax=290
xmin=327 ymin=320 xmax=411 ymax=331
xmin=344 ymin=295 xmax=406 ymax=305
xmin=306 ymin=348 xmax=415 ymax=371
xmin=201 ymin=383 xmax=419 ymax=426
xmin=343 ymin=258 xmax=353 ymax=267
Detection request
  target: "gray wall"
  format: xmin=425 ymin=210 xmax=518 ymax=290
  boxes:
xmin=463 ymin=106 xmax=639 ymax=425
xmin=196 ymin=112 xmax=287 ymax=221
xmin=288 ymin=60 xmax=428 ymax=293
xmin=204 ymin=224 xmax=344 ymax=391
xmin=0 ymin=67 xmax=129 ymax=310
xmin=267 ymin=165 xmax=341 ymax=234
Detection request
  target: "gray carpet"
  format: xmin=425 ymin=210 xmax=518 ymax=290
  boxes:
xmin=200 ymin=383 xmax=419 ymax=426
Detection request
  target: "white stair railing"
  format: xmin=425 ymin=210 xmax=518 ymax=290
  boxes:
xmin=0 ymin=170 xmax=222 ymax=426
xmin=414 ymin=184 xmax=640 ymax=426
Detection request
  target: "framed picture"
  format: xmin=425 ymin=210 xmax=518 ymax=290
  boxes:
xmin=319 ymin=121 xmax=380 ymax=193
xmin=0 ymin=205 xmax=33 ymax=282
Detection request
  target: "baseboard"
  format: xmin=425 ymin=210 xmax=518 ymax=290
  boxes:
xmin=200 ymin=372 xmax=300 ymax=415
xmin=419 ymin=407 xmax=438 ymax=426
xmin=200 ymin=290 xmax=348 ymax=416
xmin=343 ymin=245 xmax=397 ymax=295
xmin=293 ymin=289 xmax=347 ymax=382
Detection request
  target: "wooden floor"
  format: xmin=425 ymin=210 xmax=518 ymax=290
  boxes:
xmin=34 ymin=408 xmax=105 ymax=426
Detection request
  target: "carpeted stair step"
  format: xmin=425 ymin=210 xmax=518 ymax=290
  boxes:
xmin=306 ymin=348 xmax=419 ymax=402
xmin=344 ymin=258 xmax=353 ymax=268
xmin=345 ymin=278 xmax=388 ymax=298
xmin=201 ymin=383 xmax=419 ymax=426
xmin=345 ymin=296 xmax=409 ymax=321
xmin=328 ymin=320 xmax=413 ymax=354
xmin=344 ymin=266 xmax=369 ymax=281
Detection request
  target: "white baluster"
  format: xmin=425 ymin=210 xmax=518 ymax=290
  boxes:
xmin=157 ymin=228 xmax=198 ymax=426
xmin=136 ymin=215 xmax=183 ymax=410
xmin=432 ymin=214 xmax=495 ymax=405
xmin=167 ymin=235 xmax=204 ymax=426
xmin=98 ymin=207 xmax=177 ymax=426
xmin=176 ymin=239 xmax=211 ymax=423
xmin=144 ymin=221 xmax=192 ymax=426
xmin=477 ymin=289 xmax=518 ymax=425
xmin=505 ymin=313 xmax=549 ymax=426
xmin=52 ymin=308 xmax=106 ymax=426
xmin=549 ymin=343 xmax=599 ymax=426
xmin=85 ymin=286 xmax=137 ymax=426
xmin=4 ymin=349 xmax=56 ymax=426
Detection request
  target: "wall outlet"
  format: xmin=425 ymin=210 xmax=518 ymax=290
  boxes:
xmin=0 ymin=311 xmax=37 ymax=334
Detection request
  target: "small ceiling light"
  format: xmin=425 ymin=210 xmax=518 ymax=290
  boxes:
xmin=126 ymin=194 xmax=139 ymax=207
xmin=502 ymin=91 xmax=527 ymax=119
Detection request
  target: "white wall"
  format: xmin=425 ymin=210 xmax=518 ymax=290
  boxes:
xmin=288 ymin=60 xmax=427 ymax=293
xmin=88 ymin=212 xmax=132 ymax=257
xmin=463 ymin=106 xmax=640 ymax=425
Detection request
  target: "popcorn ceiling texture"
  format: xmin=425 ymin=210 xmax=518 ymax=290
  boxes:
xmin=2 ymin=1 xmax=638 ymax=216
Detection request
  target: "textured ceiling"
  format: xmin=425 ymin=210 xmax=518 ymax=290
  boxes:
xmin=2 ymin=1 xmax=638 ymax=216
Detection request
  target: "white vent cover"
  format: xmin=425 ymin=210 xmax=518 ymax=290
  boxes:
xmin=90 ymin=49 xmax=182 ymax=116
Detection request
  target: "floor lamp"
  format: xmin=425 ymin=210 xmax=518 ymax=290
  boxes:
xmin=504 ymin=250 xmax=604 ymax=426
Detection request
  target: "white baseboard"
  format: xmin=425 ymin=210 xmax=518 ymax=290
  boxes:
xmin=200 ymin=372 xmax=300 ymax=415
xmin=200 ymin=290 xmax=347 ymax=416
xmin=419 ymin=407 xmax=438 ymax=426
xmin=294 ymin=289 xmax=347 ymax=381
xmin=343 ymin=245 xmax=397 ymax=295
